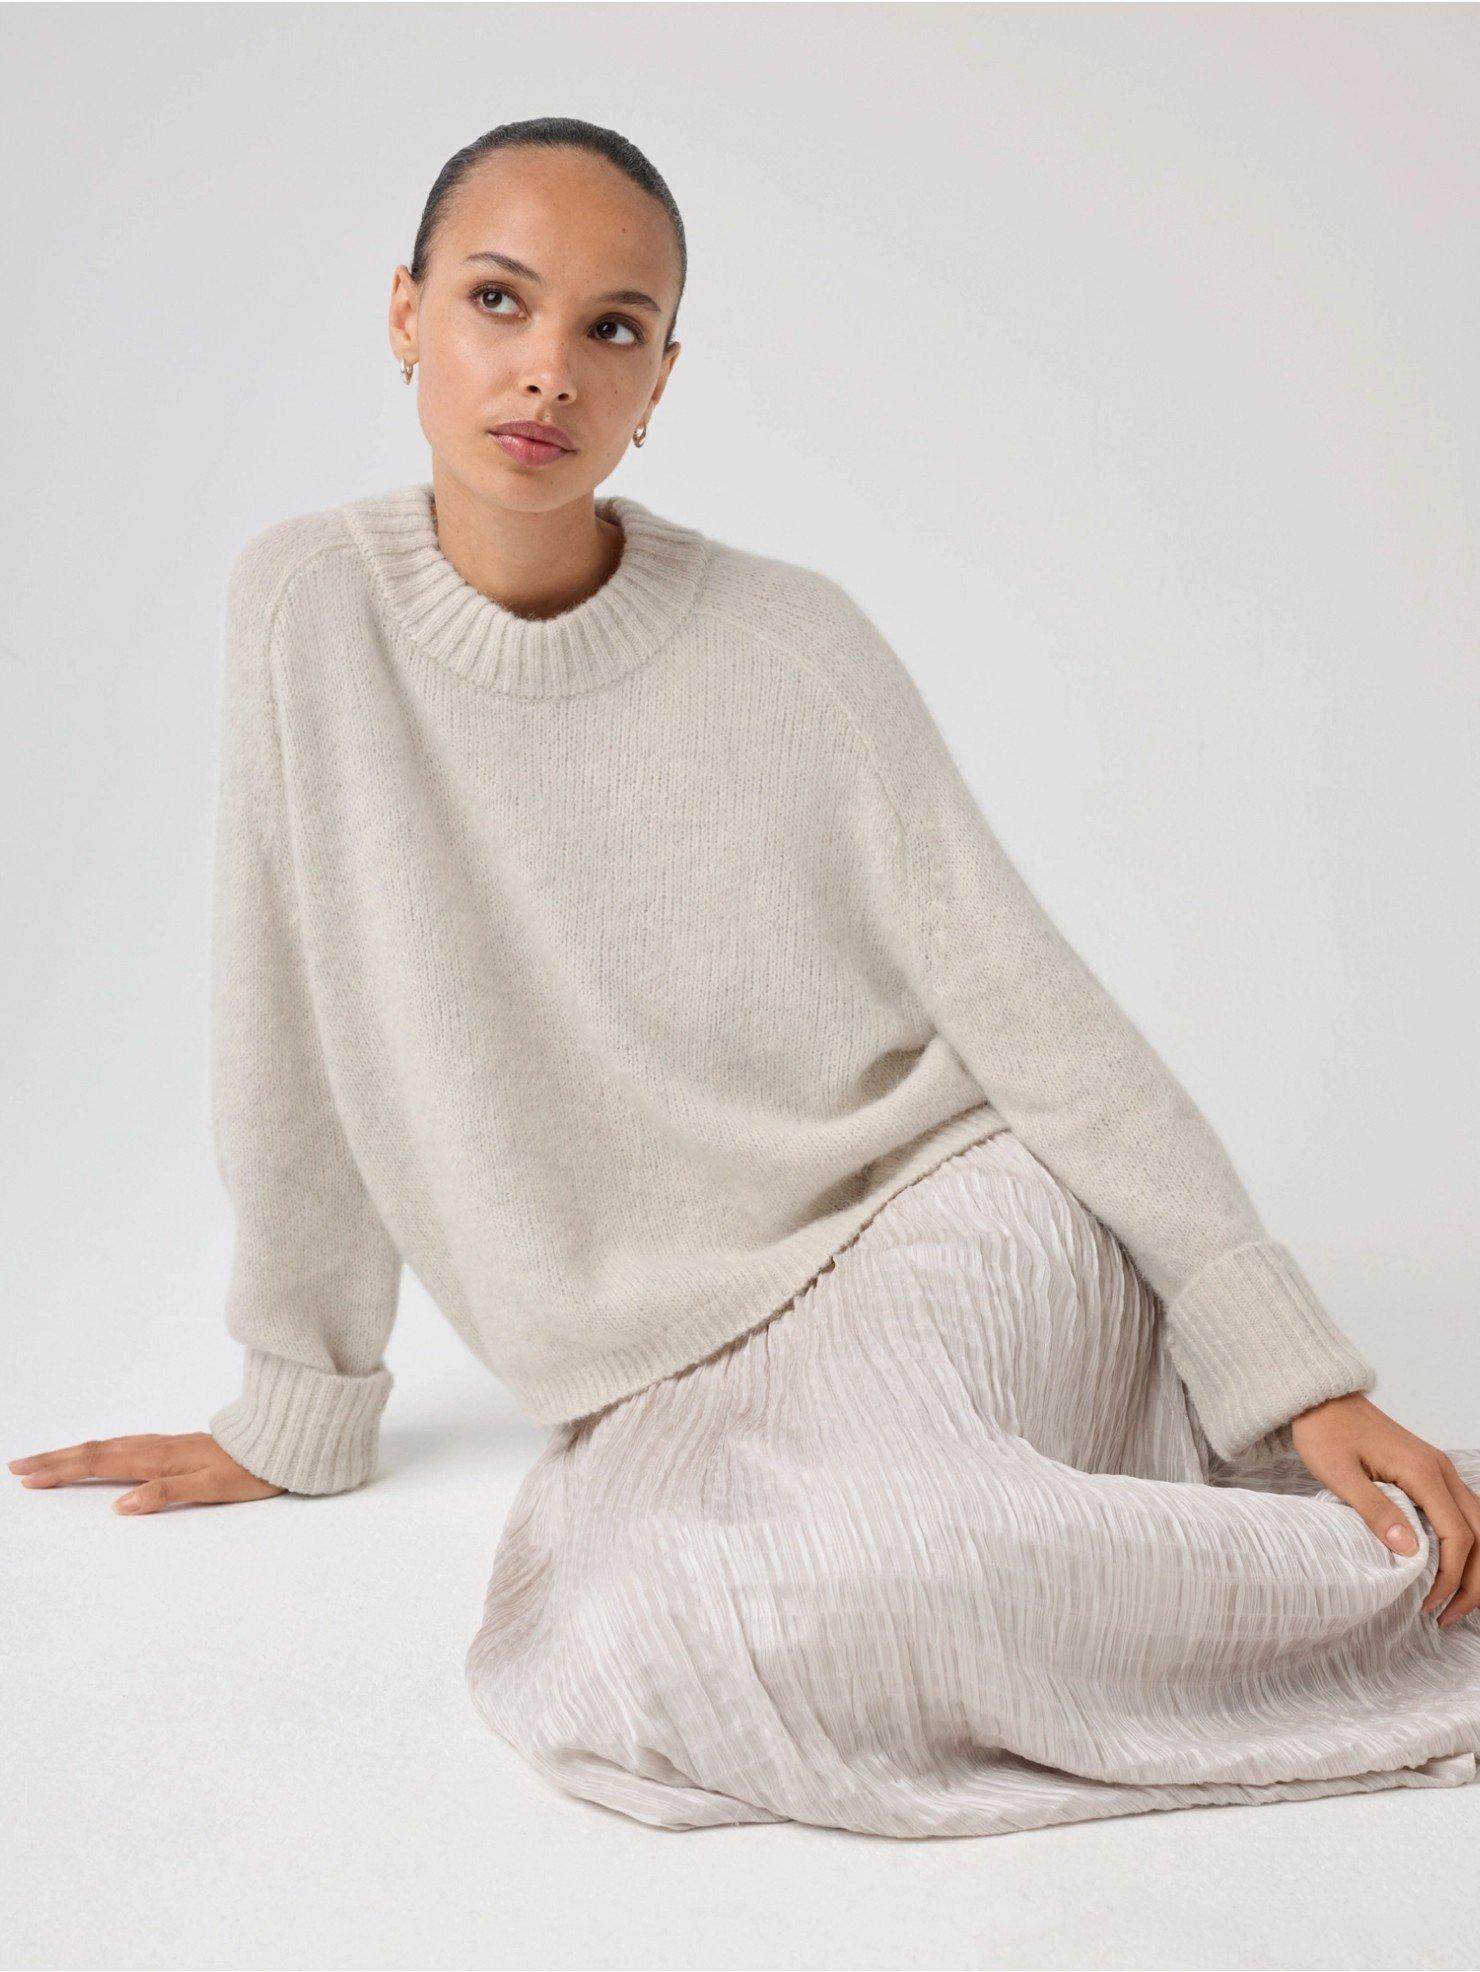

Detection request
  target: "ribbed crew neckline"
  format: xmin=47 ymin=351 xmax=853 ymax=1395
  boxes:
xmin=341 ymin=479 xmax=714 ymax=697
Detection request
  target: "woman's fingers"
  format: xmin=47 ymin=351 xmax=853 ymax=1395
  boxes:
xmin=10 ymin=1432 xmax=285 ymax=1508
xmin=1324 ymin=1451 xmax=1476 ymax=1619
xmin=1364 ymin=1454 xmax=1478 ymax=1622
xmin=1422 ymin=1457 xmax=1480 ymax=1626
xmin=114 ymin=1458 xmax=284 ymax=1510
xmin=115 ymin=1466 xmax=237 ymax=1513
xmin=9 ymin=1434 xmax=169 ymax=1485
xmin=1320 ymin=1461 xmax=1420 ymax=1554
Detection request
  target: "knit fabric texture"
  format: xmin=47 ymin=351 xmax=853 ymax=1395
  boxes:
xmin=206 ymin=480 xmax=1376 ymax=1494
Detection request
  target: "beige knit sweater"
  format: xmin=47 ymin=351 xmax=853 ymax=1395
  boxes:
xmin=206 ymin=480 xmax=1376 ymax=1493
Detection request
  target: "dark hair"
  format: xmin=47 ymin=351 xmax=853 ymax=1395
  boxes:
xmin=409 ymin=117 xmax=687 ymax=351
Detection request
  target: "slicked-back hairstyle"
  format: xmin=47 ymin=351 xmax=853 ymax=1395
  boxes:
xmin=408 ymin=117 xmax=687 ymax=350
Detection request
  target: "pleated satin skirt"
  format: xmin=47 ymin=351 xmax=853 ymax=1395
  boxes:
xmin=463 ymin=1129 xmax=1480 ymax=1838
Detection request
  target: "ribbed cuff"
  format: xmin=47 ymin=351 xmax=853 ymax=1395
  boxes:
xmin=1164 ymin=1239 xmax=1377 ymax=1462
xmin=209 ymin=1348 xmax=393 ymax=1495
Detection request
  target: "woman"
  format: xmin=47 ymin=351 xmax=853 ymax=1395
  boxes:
xmin=12 ymin=118 xmax=1480 ymax=1839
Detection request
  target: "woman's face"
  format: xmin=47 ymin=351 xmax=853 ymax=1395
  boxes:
xmin=390 ymin=147 xmax=682 ymax=512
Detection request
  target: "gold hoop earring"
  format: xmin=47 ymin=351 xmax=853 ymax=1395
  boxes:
xmin=633 ymin=422 xmax=649 ymax=448
xmin=400 ymin=358 xmax=414 ymax=384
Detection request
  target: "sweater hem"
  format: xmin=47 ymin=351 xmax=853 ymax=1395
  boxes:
xmin=513 ymin=1105 xmax=1013 ymax=1427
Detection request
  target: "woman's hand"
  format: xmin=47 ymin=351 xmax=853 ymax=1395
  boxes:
xmin=8 ymin=1432 xmax=285 ymax=1511
xmin=1289 ymin=1393 xmax=1479 ymax=1628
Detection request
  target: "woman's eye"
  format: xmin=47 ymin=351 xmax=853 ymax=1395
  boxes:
xmin=470 ymin=286 xmax=642 ymax=347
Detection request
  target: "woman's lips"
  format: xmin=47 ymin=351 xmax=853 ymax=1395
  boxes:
xmin=490 ymin=430 xmax=573 ymax=468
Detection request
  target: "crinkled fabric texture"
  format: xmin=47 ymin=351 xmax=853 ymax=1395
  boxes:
xmin=464 ymin=1131 xmax=1480 ymax=1838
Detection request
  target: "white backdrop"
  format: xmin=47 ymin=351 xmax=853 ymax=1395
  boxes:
xmin=4 ymin=6 xmax=1477 ymax=1968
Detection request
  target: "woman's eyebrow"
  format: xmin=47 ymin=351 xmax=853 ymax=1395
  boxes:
xmin=461 ymin=249 xmax=662 ymax=314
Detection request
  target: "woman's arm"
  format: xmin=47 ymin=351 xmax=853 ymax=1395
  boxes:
xmin=910 ymin=730 xmax=1374 ymax=1464
xmin=206 ymin=528 xmax=404 ymax=1495
xmin=828 ymin=584 xmax=1375 ymax=1465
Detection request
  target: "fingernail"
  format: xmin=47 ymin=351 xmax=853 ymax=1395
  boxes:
xmin=115 ymin=1495 xmax=139 ymax=1513
xmin=1386 ymin=1524 xmax=1417 ymax=1553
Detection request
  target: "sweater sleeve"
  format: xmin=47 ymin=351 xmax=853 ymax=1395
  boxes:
xmin=206 ymin=534 xmax=403 ymax=1495
xmin=837 ymin=593 xmax=1376 ymax=1462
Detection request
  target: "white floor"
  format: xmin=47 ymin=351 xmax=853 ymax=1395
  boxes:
xmin=8 ymin=1280 xmax=1480 ymax=1972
